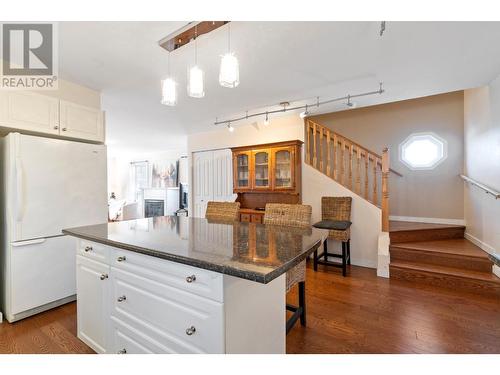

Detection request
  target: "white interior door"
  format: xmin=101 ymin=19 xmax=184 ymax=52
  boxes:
xmin=10 ymin=236 xmax=77 ymax=315
xmin=193 ymin=151 xmax=214 ymax=218
xmin=8 ymin=133 xmax=108 ymax=241
xmin=212 ymin=149 xmax=235 ymax=202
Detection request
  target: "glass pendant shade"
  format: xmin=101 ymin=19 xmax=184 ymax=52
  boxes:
xmin=188 ymin=65 xmax=205 ymax=98
xmin=161 ymin=78 xmax=177 ymax=106
xmin=219 ymin=53 xmax=240 ymax=88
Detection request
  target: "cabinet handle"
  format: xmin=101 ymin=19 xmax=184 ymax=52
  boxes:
xmin=62 ymin=127 xmax=67 ymax=131
xmin=185 ymin=326 xmax=196 ymax=336
xmin=84 ymin=246 xmax=93 ymax=252
xmin=100 ymin=273 xmax=108 ymax=280
xmin=117 ymin=256 xmax=126 ymax=262
xmin=117 ymin=295 xmax=127 ymax=302
xmin=117 ymin=348 xmax=127 ymax=354
xmin=186 ymin=275 xmax=196 ymax=283
xmin=54 ymin=125 xmax=59 ymax=130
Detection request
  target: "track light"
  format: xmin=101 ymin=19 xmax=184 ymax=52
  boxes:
xmin=346 ymin=95 xmax=357 ymax=108
xmin=227 ymin=123 xmax=234 ymax=132
xmin=299 ymin=105 xmax=309 ymax=119
xmin=264 ymin=112 xmax=270 ymax=126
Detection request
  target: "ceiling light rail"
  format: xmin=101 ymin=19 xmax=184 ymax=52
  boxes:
xmin=213 ymin=83 xmax=385 ymax=126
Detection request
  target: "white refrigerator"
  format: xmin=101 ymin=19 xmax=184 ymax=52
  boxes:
xmin=0 ymin=133 xmax=107 ymax=322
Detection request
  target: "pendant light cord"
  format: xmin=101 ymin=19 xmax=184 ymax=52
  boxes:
xmin=227 ymin=22 xmax=231 ymax=52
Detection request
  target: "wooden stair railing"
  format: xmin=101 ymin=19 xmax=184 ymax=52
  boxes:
xmin=305 ymin=119 xmax=398 ymax=231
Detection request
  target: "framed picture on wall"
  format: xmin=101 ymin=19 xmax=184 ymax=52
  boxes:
xmin=151 ymin=160 xmax=178 ymax=188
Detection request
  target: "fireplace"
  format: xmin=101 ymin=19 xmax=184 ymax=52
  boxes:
xmin=144 ymin=199 xmax=165 ymax=218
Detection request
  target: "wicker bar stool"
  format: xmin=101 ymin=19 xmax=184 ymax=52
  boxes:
xmin=205 ymin=201 xmax=240 ymax=222
xmin=264 ymin=203 xmax=312 ymax=334
xmin=313 ymin=197 xmax=352 ymax=276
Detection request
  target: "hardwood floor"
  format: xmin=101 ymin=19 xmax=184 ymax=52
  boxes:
xmin=1 ymin=264 xmax=499 ymax=354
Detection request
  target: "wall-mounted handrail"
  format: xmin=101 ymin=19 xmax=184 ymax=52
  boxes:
xmin=460 ymin=174 xmax=500 ymax=199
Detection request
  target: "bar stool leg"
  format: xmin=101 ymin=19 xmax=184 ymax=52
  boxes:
xmin=347 ymin=239 xmax=351 ymax=265
xmin=341 ymin=242 xmax=347 ymax=277
xmin=323 ymin=238 xmax=328 ymax=261
xmin=313 ymin=248 xmax=318 ymax=271
xmin=298 ymin=281 xmax=306 ymax=326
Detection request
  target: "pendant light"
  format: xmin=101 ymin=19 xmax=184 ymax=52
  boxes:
xmin=219 ymin=23 xmax=240 ymax=88
xmin=188 ymin=25 xmax=205 ymax=98
xmin=161 ymin=52 xmax=177 ymax=106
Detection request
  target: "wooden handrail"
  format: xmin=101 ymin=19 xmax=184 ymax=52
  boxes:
xmin=460 ymin=174 xmax=500 ymax=199
xmin=307 ymin=120 xmax=403 ymax=177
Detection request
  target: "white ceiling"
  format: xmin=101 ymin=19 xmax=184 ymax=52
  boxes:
xmin=59 ymin=21 xmax=500 ymax=153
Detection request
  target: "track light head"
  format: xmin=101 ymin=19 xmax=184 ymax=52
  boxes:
xmin=227 ymin=123 xmax=234 ymax=132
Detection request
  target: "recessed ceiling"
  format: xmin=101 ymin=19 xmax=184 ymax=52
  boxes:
xmin=58 ymin=21 xmax=500 ymax=154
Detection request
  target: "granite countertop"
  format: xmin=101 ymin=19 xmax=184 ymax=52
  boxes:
xmin=63 ymin=216 xmax=327 ymax=284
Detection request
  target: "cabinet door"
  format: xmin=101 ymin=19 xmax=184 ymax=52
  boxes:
xmin=233 ymin=151 xmax=251 ymax=191
xmin=0 ymin=91 xmax=59 ymax=135
xmin=251 ymin=150 xmax=271 ymax=190
xmin=272 ymin=147 xmax=295 ymax=190
xmin=76 ymin=255 xmax=110 ymax=354
xmin=60 ymin=100 xmax=104 ymax=142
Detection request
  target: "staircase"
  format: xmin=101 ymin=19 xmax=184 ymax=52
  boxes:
xmin=389 ymin=221 xmax=500 ymax=296
xmin=305 ymin=119 xmax=395 ymax=230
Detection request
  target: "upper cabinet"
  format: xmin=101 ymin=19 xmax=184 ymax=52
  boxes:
xmin=0 ymin=91 xmax=105 ymax=144
xmin=231 ymin=140 xmax=302 ymax=194
xmin=60 ymin=100 xmax=104 ymax=142
xmin=233 ymin=151 xmax=251 ymax=190
xmin=0 ymin=91 xmax=59 ymax=135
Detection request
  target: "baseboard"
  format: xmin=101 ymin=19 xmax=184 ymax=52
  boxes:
xmin=389 ymin=215 xmax=466 ymax=226
xmin=0 ymin=311 xmax=3 ymax=323
xmin=464 ymin=232 xmax=496 ymax=256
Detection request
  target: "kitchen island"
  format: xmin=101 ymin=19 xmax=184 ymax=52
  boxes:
xmin=63 ymin=216 xmax=325 ymax=354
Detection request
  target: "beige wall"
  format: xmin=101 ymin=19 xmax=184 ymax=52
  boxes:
xmin=187 ymin=114 xmax=382 ymax=268
xmin=464 ymin=78 xmax=500 ymax=256
xmin=310 ymin=91 xmax=465 ymax=220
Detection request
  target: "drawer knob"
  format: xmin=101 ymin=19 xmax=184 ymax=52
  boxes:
xmin=117 ymin=295 xmax=127 ymax=302
xmin=54 ymin=125 xmax=59 ymax=130
xmin=117 ymin=348 xmax=127 ymax=354
xmin=100 ymin=274 xmax=108 ymax=280
xmin=185 ymin=326 xmax=196 ymax=336
xmin=84 ymin=246 xmax=93 ymax=252
xmin=186 ymin=275 xmax=196 ymax=283
xmin=117 ymin=256 xmax=126 ymax=262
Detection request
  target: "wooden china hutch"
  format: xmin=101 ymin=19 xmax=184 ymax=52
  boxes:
xmin=231 ymin=140 xmax=303 ymax=223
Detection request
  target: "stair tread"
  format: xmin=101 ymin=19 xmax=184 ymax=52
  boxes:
xmin=390 ymin=260 xmax=500 ymax=283
xmin=390 ymin=239 xmax=491 ymax=260
xmin=389 ymin=220 xmax=465 ymax=232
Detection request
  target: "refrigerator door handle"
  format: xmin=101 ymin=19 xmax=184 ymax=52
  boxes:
xmin=15 ymin=157 xmax=24 ymax=222
xmin=11 ymin=238 xmax=47 ymax=247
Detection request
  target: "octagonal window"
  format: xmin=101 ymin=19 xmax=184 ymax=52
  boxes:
xmin=399 ymin=133 xmax=447 ymax=170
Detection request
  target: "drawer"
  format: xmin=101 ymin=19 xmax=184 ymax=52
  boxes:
xmin=110 ymin=248 xmax=223 ymax=302
xmin=111 ymin=268 xmax=224 ymax=354
xmin=250 ymin=214 xmax=263 ymax=223
xmin=240 ymin=213 xmax=251 ymax=222
xmin=78 ymin=240 xmax=110 ymax=263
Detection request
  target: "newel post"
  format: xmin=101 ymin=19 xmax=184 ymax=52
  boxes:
xmin=381 ymin=147 xmax=390 ymax=232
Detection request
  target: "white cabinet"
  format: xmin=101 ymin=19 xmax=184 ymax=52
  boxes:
xmin=0 ymin=91 xmax=59 ymax=134
xmin=76 ymin=255 xmax=110 ymax=354
xmin=60 ymin=100 xmax=105 ymax=142
xmin=0 ymin=91 xmax=105 ymax=143
xmin=193 ymin=149 xmax=234 ymax=218
xmin=74 ymin=239 xmax=286 ymax=354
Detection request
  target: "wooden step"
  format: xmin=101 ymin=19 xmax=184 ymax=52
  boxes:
xmin=390 ymin=239 xmax=493 ymax=272
xmin=390 ymin=260 xmax=500 ymax=296
xmin=389 ymin=221 xmax=465 ymax=243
